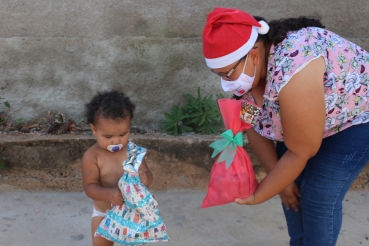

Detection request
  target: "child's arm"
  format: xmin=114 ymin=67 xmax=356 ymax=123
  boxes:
xmin=81 ymin=150 xmax=123 ymax=206
xmin=138 ymin=159 xmax=153 ymax=187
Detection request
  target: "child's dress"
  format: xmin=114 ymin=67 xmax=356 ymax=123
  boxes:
xmin=95 ymin=142 xmax=169 ymax=245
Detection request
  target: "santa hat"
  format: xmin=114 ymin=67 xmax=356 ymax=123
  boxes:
xmin=202 ymin=7 xmax=269 ymax=69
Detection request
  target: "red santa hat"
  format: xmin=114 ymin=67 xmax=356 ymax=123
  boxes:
xmin=202 ymin=7 xmax=269 ymax=69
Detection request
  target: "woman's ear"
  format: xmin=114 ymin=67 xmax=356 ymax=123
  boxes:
xmin=248 ymin=49 xmax=260 ymax=66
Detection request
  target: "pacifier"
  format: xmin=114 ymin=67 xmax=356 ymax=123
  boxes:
xmin=107 ymin=144 xmax=124 ymax=152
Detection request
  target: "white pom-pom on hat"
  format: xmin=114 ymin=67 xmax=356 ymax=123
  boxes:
xmin=258 ymin=20 xmax=269 ymax=35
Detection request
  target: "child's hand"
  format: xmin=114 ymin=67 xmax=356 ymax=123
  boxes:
xmin=138 ymin=159 xmax=153 ymax=187
xmin=109 ymin=188 xmax=124 ymax=206
xmin=138 ymin=171 xmax=149 ymax=185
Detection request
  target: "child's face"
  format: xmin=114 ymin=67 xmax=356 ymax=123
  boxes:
xmin=90 ymin=117 xmax=130 ymax=151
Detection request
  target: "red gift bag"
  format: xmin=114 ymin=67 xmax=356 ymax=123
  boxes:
xmin=201 ymin=98 xmax=258 ymax=208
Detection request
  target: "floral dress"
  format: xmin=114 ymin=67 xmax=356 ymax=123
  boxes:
xmin=95 ymin=142 xmax=169 ymax=245
xmin=245 ymin=27 xmax=369 ymax=141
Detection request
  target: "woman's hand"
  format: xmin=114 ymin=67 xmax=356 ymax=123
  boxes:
xmin=279 ymin=182 xmax=300 ymax=212
xmin=234 ymin=182 xmax=300 ymax=208
xmin=234 ymin=194 xmax=255 ymax=205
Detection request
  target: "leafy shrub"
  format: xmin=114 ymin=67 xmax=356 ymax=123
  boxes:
xmin=160 ymin=106 xmax=192 ymax=136
xmin=161 ymin=87 xmax=224 ymax=136
xmin=184 ymin=87 xmax=223 ymax=134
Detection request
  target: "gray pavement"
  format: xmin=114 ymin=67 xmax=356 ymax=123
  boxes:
xmin=0 ymin=189 xmax=368 ymax=246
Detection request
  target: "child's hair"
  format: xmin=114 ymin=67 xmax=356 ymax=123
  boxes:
xmin=85 ymin=90 xmax=135 ymax=125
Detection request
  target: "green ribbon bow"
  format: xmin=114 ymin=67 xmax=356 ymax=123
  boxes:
xmin=209 ymin=129 xmax=243 ymax=169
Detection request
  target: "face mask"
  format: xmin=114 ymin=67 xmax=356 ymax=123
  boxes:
xmin=107 ymin=144 xmax=124 ymax=152
xmin=221 ymin=56 xmax=256 ymax=97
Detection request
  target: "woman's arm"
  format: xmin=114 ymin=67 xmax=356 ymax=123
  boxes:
xmin=238 ymin=56 xmax=326 ymax=205
xmin=246 ymin=126 xmax=301 ymax=211
xmin=246 ymin=128 xmax=278 ymax=173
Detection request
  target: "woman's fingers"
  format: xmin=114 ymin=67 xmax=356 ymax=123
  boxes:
xmin=279 ymin=183 xmax=301 ymax=212
xmin=281 ymin=195 xmax=300 ymax=212
xmin=235 ymin=194 xmax=255 ymax=205
xmin=283 ymin=202 xmax=291 ymax=211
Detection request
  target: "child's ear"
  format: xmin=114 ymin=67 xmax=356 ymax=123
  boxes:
xmin=90 ymin=124 xmax=97 ymax=136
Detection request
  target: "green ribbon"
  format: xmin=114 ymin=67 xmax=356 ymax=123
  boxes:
xmin=209 ymin=129 xmax=243 ymax=169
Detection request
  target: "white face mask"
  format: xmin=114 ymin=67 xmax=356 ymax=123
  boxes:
xmin=221 ymin=56 xmax=256 ymax=96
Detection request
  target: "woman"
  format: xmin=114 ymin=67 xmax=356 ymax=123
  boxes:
xmin=202 ymin=7 xmax=369 ymax=246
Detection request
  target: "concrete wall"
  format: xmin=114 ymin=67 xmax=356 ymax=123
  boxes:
xmin=0 ymin=0 xmax=368 ymax=129
xmin=1 ymin=134 xmax=367 ymax=191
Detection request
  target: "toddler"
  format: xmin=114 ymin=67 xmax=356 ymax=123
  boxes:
xmin=82 ymin=90 xmax=167 ymax=246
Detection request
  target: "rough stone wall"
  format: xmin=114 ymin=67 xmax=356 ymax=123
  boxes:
xmin=0 ymin=0 xmax=368 ymax=128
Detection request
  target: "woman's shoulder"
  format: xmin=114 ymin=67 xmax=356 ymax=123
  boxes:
xmin=284 ymin=27 xmax=346 ymax=44
xmin=266 ymin=27 xmax=331 ymax=99
xmin=272 ymin=27 xmax=349 ymax=55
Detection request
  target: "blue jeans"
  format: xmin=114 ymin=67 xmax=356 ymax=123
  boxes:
xmin=276 ymin=123 xmax=369 ymax=246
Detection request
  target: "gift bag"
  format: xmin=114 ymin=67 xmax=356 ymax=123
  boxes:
xmin=95 ymin=143 xmax=169 ymax=245
xmin=201 ymin=98 xmax=258 ymax=208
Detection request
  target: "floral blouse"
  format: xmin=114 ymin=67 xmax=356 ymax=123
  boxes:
xmin=245 ymin=27 xmax=369 ymax=141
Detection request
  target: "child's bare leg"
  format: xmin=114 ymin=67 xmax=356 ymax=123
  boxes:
xmin=91 ymin=216 xmax=114 ymax=246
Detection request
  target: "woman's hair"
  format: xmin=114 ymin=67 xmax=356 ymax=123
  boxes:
xmin=85 ymin=90 xmax=135 ymax=125
xmin=230 ymin=16 xmax=325 ymax=100
xmin=254 ymin=16 xmax=325 ymax=45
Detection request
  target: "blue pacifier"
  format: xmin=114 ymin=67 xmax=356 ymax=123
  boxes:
xmin=107 ymin=144 xmax=124 ymax=152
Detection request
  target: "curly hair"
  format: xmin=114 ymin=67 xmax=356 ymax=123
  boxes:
xmin=231 ymin=16 xmax=324 ymax=100
xmin=85 ymin=90 xmax=135 ymax=125
xmin=254 ymin=16 xmax=325 ymax=45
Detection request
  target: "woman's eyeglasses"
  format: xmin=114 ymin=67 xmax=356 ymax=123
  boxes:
xmin=211 ymin=55 xmax=247 ymax=81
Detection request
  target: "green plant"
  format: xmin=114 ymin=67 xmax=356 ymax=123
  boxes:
xmin=161 ymin=87 xmax=223 ymax=136
xmin=160 ymin=105 xmax=192 ymax=136
xmin=17 ymin=118 xmax=24 ymax=125
xmin=184 ymin=87 xmax=222 ymax=134
xmin=0 ymin=162 xmax=5 ymax=169
xmin=219 ymin=93 xmax=225 ymax=98
xmin=0 ymin=82 xmax=10 ymax=108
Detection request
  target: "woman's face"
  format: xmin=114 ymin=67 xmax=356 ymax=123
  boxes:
xmin=212 ymin=52 xmax=256 ymax=82
xmin=211 ymin=45 xmax=266 ymax=92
